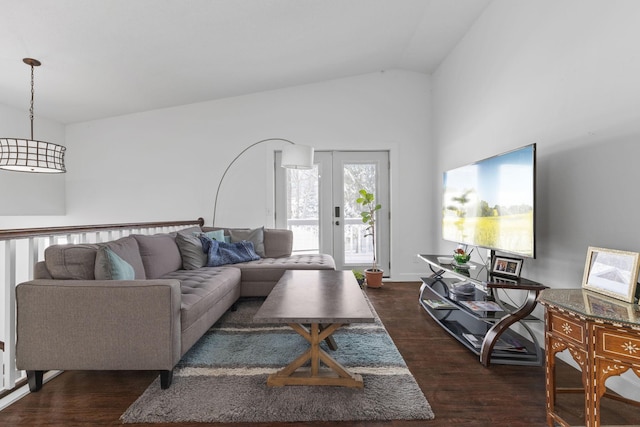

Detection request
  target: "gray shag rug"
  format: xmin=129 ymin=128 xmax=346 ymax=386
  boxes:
xmin=121 ymin=297 xmax=434 ymax=423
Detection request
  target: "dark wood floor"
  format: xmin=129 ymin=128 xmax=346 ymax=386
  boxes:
xmin=1 ymin=282 xmax=638 ymax=426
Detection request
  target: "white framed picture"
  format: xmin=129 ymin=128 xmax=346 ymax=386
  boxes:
xmin=582 ymin=246 xmax=640 ymax=303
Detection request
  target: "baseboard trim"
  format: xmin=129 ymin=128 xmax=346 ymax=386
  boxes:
xmin=0 ymin=370 xmax=62 ymax=411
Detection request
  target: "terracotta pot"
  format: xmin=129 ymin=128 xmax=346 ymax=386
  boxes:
xmin=365 ymin=269 xmax=384 ymax=288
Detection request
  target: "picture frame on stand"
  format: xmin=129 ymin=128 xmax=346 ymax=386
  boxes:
xmin=582 ymin=246 xmax=640 ymax=303
xmin=491 ymin=255 xmax=523 ymax=278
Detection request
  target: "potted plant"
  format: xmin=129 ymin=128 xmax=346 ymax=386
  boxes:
xmin=356 ymin=189 xmax=384 ymax=288
xmin=352 ymin=270 xmax=365 ymax=288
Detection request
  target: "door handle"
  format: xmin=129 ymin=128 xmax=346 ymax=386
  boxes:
xmin=334 ymin=206 xmax=340 ymax=218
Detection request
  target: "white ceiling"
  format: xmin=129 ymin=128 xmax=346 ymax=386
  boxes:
xmin=0 ymin=0 xmax=490 ymax=124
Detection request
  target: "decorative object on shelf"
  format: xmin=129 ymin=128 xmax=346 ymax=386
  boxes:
xmin=491 ymin=255 xmax=523 ymax=278
xmin=451 ymin=281 xmax=475 ymax=296
xmin=211 ymin=138 xmax=314 ymax=226
xmin=0 ymin=58 xmax=66 ymax=173
xmin=581 ymin=246 xmax=640 ymax=303
xmin=356 ymin=188 xmax=383 ymax=288
xmin=453 ymin=247 xmax=471 ymax=265
xmin=352 ymin=270 xmax=365 ymax=288
xmin=452 ymin=265 xmax=471 ymax=276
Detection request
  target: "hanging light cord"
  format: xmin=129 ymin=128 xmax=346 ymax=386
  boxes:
xmin=29 ymin=62 xmax=35 ymax=140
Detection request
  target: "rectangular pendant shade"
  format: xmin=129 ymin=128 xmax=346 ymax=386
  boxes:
xmin=281 ymin=144 xmax=314 ymax=169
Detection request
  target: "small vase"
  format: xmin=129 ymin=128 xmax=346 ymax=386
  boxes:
xmin=365 ymin=269 xmax=384 ymax=288
xmin=453 ymin=255 xmax=470 ymax=265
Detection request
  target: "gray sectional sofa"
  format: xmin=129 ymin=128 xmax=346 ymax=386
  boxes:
xmin=15 ymin=226 xmax=335 ymax=391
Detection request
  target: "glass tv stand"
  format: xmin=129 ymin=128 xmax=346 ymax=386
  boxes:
xmin=418 ymin=254 xmax=547 ymax=366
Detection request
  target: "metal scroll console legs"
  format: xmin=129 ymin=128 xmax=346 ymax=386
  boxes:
xmin=480 ymin=284 xmax=545 ymax=367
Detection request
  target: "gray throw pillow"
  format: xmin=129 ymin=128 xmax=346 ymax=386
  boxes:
xmin=133 ymin=234 xmax=183 ymax=279
xmin=175 ymin=232 xmax=207 ymax=270
xmin=229 ymin=227 xmax=265 ymax=257
xmin=44 ymin=244 xmax=99 ymax=280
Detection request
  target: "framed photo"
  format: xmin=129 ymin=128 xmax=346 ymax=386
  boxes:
xmin=582 ymin=246 xmax=640 ymax=303
xmin=491 ymin=256 xmax=523 ymax=278
xmin=583 ymin=291 xmax=636 ymax=322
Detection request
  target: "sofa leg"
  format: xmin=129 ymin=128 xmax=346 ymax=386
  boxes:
xmin=27 ymin=370 xmax=44 ymax=392
xmin=230 ymin=303 xmax=238 ymax=312
xmin=160 ymin=370 xmax=173 ymax=389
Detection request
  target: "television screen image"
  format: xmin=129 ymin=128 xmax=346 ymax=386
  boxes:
xmin=442 ymin=144 xmax=536 ymax=258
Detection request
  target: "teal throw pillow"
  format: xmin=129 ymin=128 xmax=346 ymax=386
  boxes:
xmin=204 ymin=229 xmax=230 ymax=243
xmin=95 ymin=246 xmax=135 ymax=280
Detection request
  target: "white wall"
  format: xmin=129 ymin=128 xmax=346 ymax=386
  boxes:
xmin=62 ymin=70 xmax=431 ymax=279
xmin=0 ymin=103 xmax=66 ymax=220
xmin=432 ymin=0 xmax=640 ymax=399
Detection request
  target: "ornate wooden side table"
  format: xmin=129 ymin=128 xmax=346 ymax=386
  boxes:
xmin=538 ymin=288 xmax=640 ymax=427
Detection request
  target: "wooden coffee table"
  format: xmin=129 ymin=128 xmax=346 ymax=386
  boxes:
xmin=253 ymin=270 xmax=375 ymax=388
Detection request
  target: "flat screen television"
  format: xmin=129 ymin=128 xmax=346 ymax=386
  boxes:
xmin=442 ymin=143 xmax=536 ymax=258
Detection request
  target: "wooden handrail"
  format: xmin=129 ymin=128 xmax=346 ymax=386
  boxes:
xmin=0 ymin=218 xmax=204 ymax=240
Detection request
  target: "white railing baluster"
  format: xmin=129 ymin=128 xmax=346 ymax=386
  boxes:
xmin=3 ymin=240 xmax=19 ymax=390
xmin=28 ymin=238 xmax=38 ymax=280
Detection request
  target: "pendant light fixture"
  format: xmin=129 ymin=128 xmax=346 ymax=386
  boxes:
xmin=0 ymin=58 xmax=66 ymax=173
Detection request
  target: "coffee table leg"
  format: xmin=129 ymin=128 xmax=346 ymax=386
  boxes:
xmin=267 ymin=322 xmax=364 ymax=388
xmin=320 ymin=324 xmax=338 ymax=350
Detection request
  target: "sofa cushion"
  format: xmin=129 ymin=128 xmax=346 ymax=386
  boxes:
xmin=160 ymin=267 xmax=241 ymax=333
xmin=100 ymin=236 xmax=146 ymax=279
xmin=133 ymin=234 xmax=182 ymax=279
xmin=175 ymin=232 xmax=207 ymax=270
xmin=44 ymin=244 xmax=98 ymax=280
xmin=94 ymin=247 xmax=135 ymax=280
xmin=237 ymin=254 xmax=336 ymax=283
xmin=229 ymin=226 xmax=265 ymax=257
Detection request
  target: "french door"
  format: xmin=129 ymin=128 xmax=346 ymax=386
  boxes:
xmin=275 ymin=151 xmax=390 ymax=275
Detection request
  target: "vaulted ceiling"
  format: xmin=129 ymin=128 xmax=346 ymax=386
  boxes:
xmin=0 ymin=0 xmax=490 ymax=124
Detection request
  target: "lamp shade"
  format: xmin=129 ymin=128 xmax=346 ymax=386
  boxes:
xmin=281 ymin=144 xmax=314 ymax=169
xmin=0 ymin=138 xmax=66 ymax=173
xmin=0 ymin=58 xmax=67 ymax=173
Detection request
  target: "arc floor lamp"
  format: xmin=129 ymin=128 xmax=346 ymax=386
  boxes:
xmin=211 ymin=138 xmax=314 ymax=226
xmin=0 ymin=58 xmax=66 ymax=173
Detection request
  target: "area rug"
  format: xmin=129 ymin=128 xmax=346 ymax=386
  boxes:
xmin=121 ymin=297 xmax=434 ymax=423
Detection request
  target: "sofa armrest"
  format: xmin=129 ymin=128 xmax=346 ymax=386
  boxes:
xmin=16 ymin=279 xmax=182 ymax=371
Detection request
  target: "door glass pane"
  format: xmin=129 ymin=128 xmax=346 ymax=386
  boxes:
xmin=343 ymin=163 xmax=377 ymax=265
xmin=286 ymin=165 xmax=319 ymax=254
